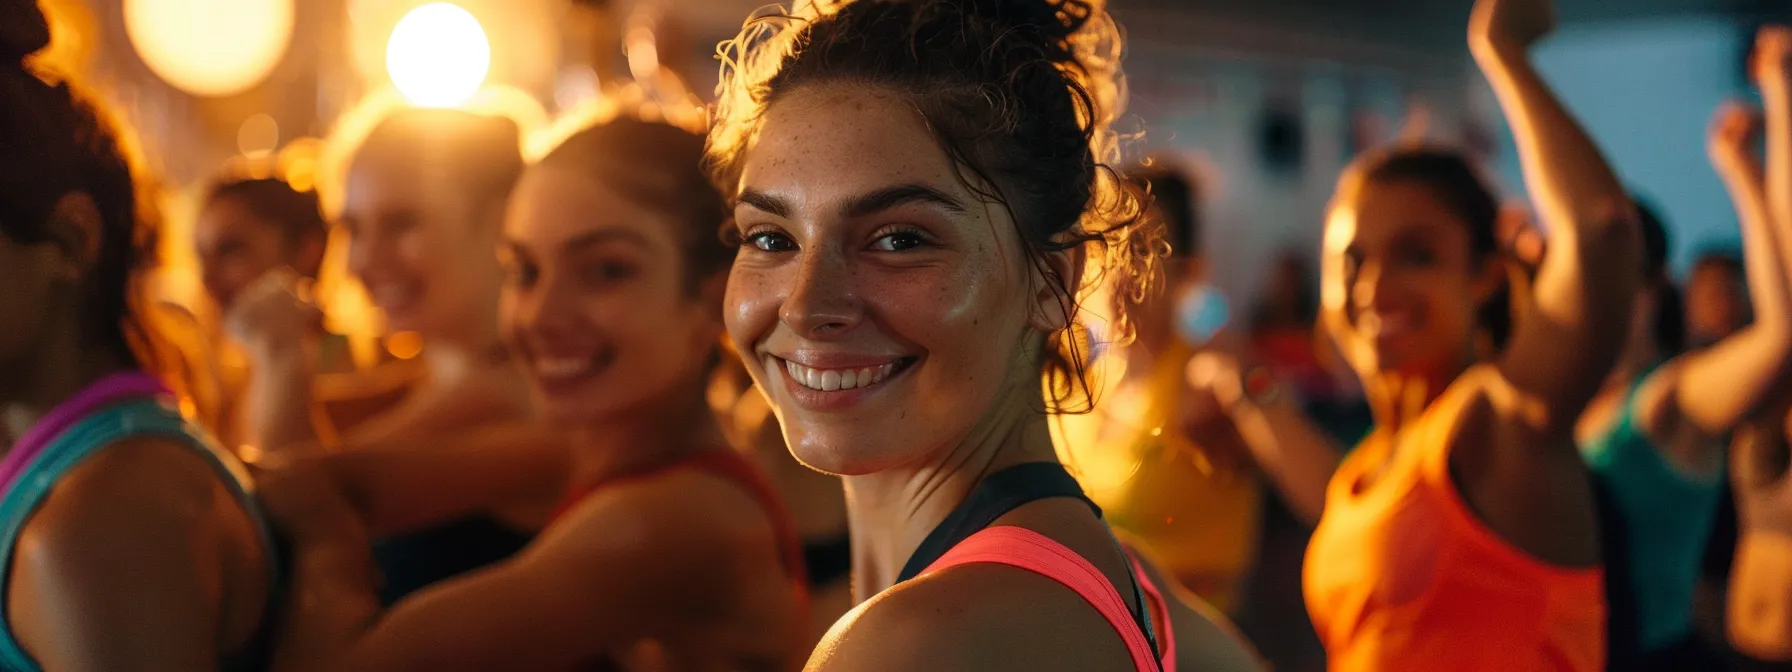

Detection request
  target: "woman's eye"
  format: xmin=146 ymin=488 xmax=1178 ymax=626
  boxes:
xmin=744 ymin=231 xmax=797 ymax=252
xmin=870 ymin=230 xmax=926 ymax=252
xmin=1395 ymin=245 xmax=1438 ymax=267
xmin=581 ymin=262 xmax=637 ymax=284
xmin=503 ymin=263 xmax=538 ymax=287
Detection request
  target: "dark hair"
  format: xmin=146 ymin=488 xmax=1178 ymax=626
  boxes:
xmin=1 ymin=11 xmax=156 ymax=367
xmin=535 ymin=117 xmax=730 ymax=292
xmin=1691 ymin=248 xmax=1744 ymax=279
xmin=352 ymin=108 xmax=525 ymax=223
xmin=203 ymin=176 xmax=327 ymax=245
xmin=1634 ymin=199 xmax=1686 ymax=355
xmin=1129 ymin=163 xmax=1200 ymax=259
xmin=1334 ymin=146 xmax=1516 ymax=349
xmin=708 ymin=0 xmax=1150 ymax=413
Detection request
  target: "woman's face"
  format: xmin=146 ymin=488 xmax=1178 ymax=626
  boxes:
xmin=725 ymin=84 xmax=1057 ymax=476
xmin=500 ymin=165 xmax=722 ymax=425
xmin=195 ymin=197 xmax=320 ymax=311
xmin=1321 ymin=179 xmax=1498 ymax=379
xmin=1687 ymin=262 xmax=1747 ymax=344
xmin=341 ymin=159 xmax=502 ymax=338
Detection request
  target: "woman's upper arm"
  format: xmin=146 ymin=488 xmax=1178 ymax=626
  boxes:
xmin=334 ymin=474 xmax=776 ymax=670
xmin=9 ymin=439 xmax=265 ymax=672
xmin=316 ymin=424 xmax=569 ymax=535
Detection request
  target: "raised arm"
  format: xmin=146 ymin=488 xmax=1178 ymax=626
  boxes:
xmin=229 ymin=269 xmax=328 ymax=452
xmin=1470 ymin=0 xmax=1641 ymax=431
xmin=1661 ymin=100 xmax=1792 ymax=434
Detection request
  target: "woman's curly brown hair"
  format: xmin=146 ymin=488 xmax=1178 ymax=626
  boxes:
xmin=704 ymin=0 xmax=1161 ymax=414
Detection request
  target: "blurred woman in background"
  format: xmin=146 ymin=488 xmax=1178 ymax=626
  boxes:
xmin=1053 ymin=163 xmax=1264 ymax=612
xmin=1722 ymin=24 xmax=1792 ymax=669
xmin=1185 ymin=0 xmax=1642 ymax=667
xmin=229 ymin=108 xmax=544 ymax=605
xmin=193 ymin=175 xmax=367 ymax=448
xmin=1574 ymin=103 xmax=1791 ymax=665
xmin=258 ymin=115 xmax=810 ymax=670
xmin=0 ymin=8 xmax=280 ymax=669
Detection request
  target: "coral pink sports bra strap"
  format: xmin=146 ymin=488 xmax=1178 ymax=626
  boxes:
xmin=921 ymin=526 xmax=1163 ymax=672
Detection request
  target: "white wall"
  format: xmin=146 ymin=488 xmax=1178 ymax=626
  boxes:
xmin=1482 ymin=17 xmax=1754 ymax=272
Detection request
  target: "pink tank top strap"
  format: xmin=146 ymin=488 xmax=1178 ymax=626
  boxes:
xmin=921 ymin=526 xmax=1163 ymax=672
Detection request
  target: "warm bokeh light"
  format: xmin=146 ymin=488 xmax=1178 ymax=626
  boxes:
xmin=385 ymin=332 xmax=425 ymax=360
xmin=123 ymin=0 xmax=294 ymax=97
xmin=236 ymin=113 xmax=280 ymax=158
xmin=386 ymin=3 xmax=491 ymax=108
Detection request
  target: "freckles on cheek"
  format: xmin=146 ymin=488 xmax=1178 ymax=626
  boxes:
xmin=724 ymin=269 xmax=775 ymax=343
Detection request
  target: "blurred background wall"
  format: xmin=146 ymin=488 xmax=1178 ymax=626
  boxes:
xmin=40 ymin=0 xmax=1792 ymax=326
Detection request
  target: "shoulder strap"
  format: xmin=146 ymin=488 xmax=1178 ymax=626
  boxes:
xmin=1127 ymin=552 xmax=1177 ymax=672
xmin=0 ymin=399 xmax=284 ymax=672
xmin=683 ymin=450 xmax=809 ymax=584
xmin=896 ymin=462 xmax=1100 ymax=581
xmin=896 ymin=461 xmax=1157 ymax=657
xmin=922 ymin=526 xmax=1162 ymax=672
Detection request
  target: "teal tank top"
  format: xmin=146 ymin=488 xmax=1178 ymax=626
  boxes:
xmin=0 ymin=397 xmax=284 ymax=671
xmin=1579 ymin=370 xmax=1723 ymax=651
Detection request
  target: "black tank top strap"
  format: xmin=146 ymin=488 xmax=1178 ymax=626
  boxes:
xmin=894 ymin=462 xmax=1158 ymax=657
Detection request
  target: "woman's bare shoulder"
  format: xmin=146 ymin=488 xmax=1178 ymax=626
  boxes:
xmin=809 ymin=563 xmax=1133 ymax=672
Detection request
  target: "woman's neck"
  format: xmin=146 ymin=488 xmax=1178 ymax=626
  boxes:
xmin=1 ymin=335 xmax=133 ymax=446
xmin=567 ymin=379 xmax=729 ymax=486
xmin=1363 ymin=359 xmax=1469 ymax=436
xmin=840 ymin=388 xmax=1061 ymax=602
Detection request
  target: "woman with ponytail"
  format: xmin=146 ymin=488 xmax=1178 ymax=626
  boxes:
xmin=1183 ymin=0 xmax=1642 ymax=668
xmin=0 ymin=4 xmax=280 ymax=669
xmin=708 ymin=0 xmax=1262 ymax=669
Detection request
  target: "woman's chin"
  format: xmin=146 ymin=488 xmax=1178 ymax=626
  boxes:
xmin=786 ymin=436 xmax=904 ymax=477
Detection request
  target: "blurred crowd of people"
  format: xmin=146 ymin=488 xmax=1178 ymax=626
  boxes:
xmin=3 ymin=0 xmax=1792 ymax=669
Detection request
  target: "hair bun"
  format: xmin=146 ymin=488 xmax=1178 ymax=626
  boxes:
xmin=0 ymin=0 xmax=51 ymax=62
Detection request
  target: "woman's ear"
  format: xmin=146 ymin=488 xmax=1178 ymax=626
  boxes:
xmin=45 ymin=192 xmax=103 ymax=283
xmin=1028 ymin=245 xmax=1086 ymax=333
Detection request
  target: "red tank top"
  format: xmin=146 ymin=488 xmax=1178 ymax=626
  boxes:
xmin=550 ymin=449 xmax=808 ymax=583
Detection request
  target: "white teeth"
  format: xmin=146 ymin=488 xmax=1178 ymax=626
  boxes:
xmin=537 ymin=357 xmax=591 ymax=379
xmin=781 ymin=359 xmax=901 ymax=392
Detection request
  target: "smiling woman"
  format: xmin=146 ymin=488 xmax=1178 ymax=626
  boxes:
xmin=706 ymin=0 xmax=1262 ymax=670
xmin=253 ymin=113 xmax=810 ymax=671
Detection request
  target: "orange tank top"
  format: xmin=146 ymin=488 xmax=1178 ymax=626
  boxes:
xmin=1303 ymin=384 xmax=1606 ymax=672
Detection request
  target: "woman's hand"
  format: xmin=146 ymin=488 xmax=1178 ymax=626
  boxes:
xmin=1469 ymin=0 xmax=1557 ymax=56
xmin=1178 ymin=351 xmax=1264 ymax=475
xmin=227 ymin=268 xmax=323 ymax=359
xmin=1710 ymin=102 xmax=1765 ymax=172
